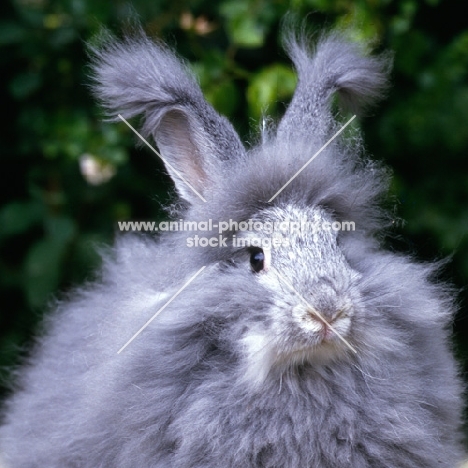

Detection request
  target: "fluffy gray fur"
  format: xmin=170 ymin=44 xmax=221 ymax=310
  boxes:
xmin=0 ymin=26 xmax=464 ymax=468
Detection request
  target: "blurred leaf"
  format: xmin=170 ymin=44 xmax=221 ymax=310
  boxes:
xmin=0 ymin=21 xmax=27 ymax=45
xmin=24 ymin=238 xmax=64 ymax=308
xmin=192 ymin=51 xmax=226 ymax=85
xmin=247 ymin=64 xmax=297 ymax=120
xmin=43 ymin=14 xmax=72 ymax=30
xmin=49 ymin=28 xmax=77 ymax=48
xmin=390 ymin=0 xmax=418 ymax=34
xmin=44 ymin=216 xmax=76 ymax=244
xmin=205 ymin=80 xmax=240 ymax=116
xmin=9 ymin=72 xmax=42 ymax=99
xmin=0 ymin=201 xmax=43 ymax=239
xmin=24 ymin=217 xmax=76 ymax=308
xmin=220 ymin=0 xmax=268 ymax=47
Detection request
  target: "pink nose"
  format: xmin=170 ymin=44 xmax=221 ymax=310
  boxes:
xmin=307 ymin=312 xmax=339 ymax=341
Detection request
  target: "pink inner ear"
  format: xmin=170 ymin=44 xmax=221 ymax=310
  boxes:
xmin=156 ymin=109 xmax=209 ymax=199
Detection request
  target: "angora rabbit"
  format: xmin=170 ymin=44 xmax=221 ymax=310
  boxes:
xmin=0 ymin=25 xmax=465 ymax=468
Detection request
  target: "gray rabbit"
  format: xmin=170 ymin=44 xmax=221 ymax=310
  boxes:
xmin=0 ymin=24 xmax=465 ymax=468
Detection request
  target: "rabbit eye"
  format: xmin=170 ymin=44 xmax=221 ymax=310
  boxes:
xmin=250 ymin=248 xmax=265 ymax=273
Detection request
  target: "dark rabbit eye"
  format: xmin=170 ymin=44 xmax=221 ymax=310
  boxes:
xmin=250 ymin=248 xmax=265 ymax=273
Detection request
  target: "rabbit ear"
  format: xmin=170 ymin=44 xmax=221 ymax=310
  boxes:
xmin=277 ymin=31 xmax=391 ymax=142
xmin=89 ymin=30 xmax=245 ymax=204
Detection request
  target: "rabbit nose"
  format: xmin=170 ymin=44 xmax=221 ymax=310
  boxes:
xmin=309 ymin=299 xmax=335 ymax=319
xmin=306 ymin=307 xmax=340 ymax=325
xmin=307 ymin=283 xmax=341 ymax=319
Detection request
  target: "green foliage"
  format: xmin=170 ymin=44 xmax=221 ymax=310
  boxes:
xmin=1 ymin=0 xmax=468 ymax=432
xmin=247 ymin=64 xmax=297 ymax=120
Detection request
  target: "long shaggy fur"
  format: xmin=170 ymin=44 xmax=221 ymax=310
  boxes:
xmin=0 ymin=25 xmax=464 ymax=468
xmin=277 ymin=29 xmax=391 ymax=140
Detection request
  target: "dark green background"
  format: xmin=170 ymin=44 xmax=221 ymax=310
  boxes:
xmin=1 ymin=0 xmax=467 ymax=434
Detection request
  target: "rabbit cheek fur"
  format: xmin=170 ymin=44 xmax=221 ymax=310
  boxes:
xmin=0 ymin=26 xmax=465 ymax=468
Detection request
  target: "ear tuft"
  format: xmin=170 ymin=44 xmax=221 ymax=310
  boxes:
xmin=278 ymin=28 xmax=392 ymax=140
xmin=88 ymin=28 xmax=245 ymax=205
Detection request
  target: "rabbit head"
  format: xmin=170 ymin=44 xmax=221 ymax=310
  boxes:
xmin=90 ymin=29 xmax=392 ymax=383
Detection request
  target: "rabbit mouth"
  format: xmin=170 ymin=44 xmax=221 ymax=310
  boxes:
xmin=266 ymin=313 xmax=354 ymax=371
xmin=271 ymin=332 xmax=350 ymax=372
xmin=240 ymin=314 xmax=353 ymax=387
